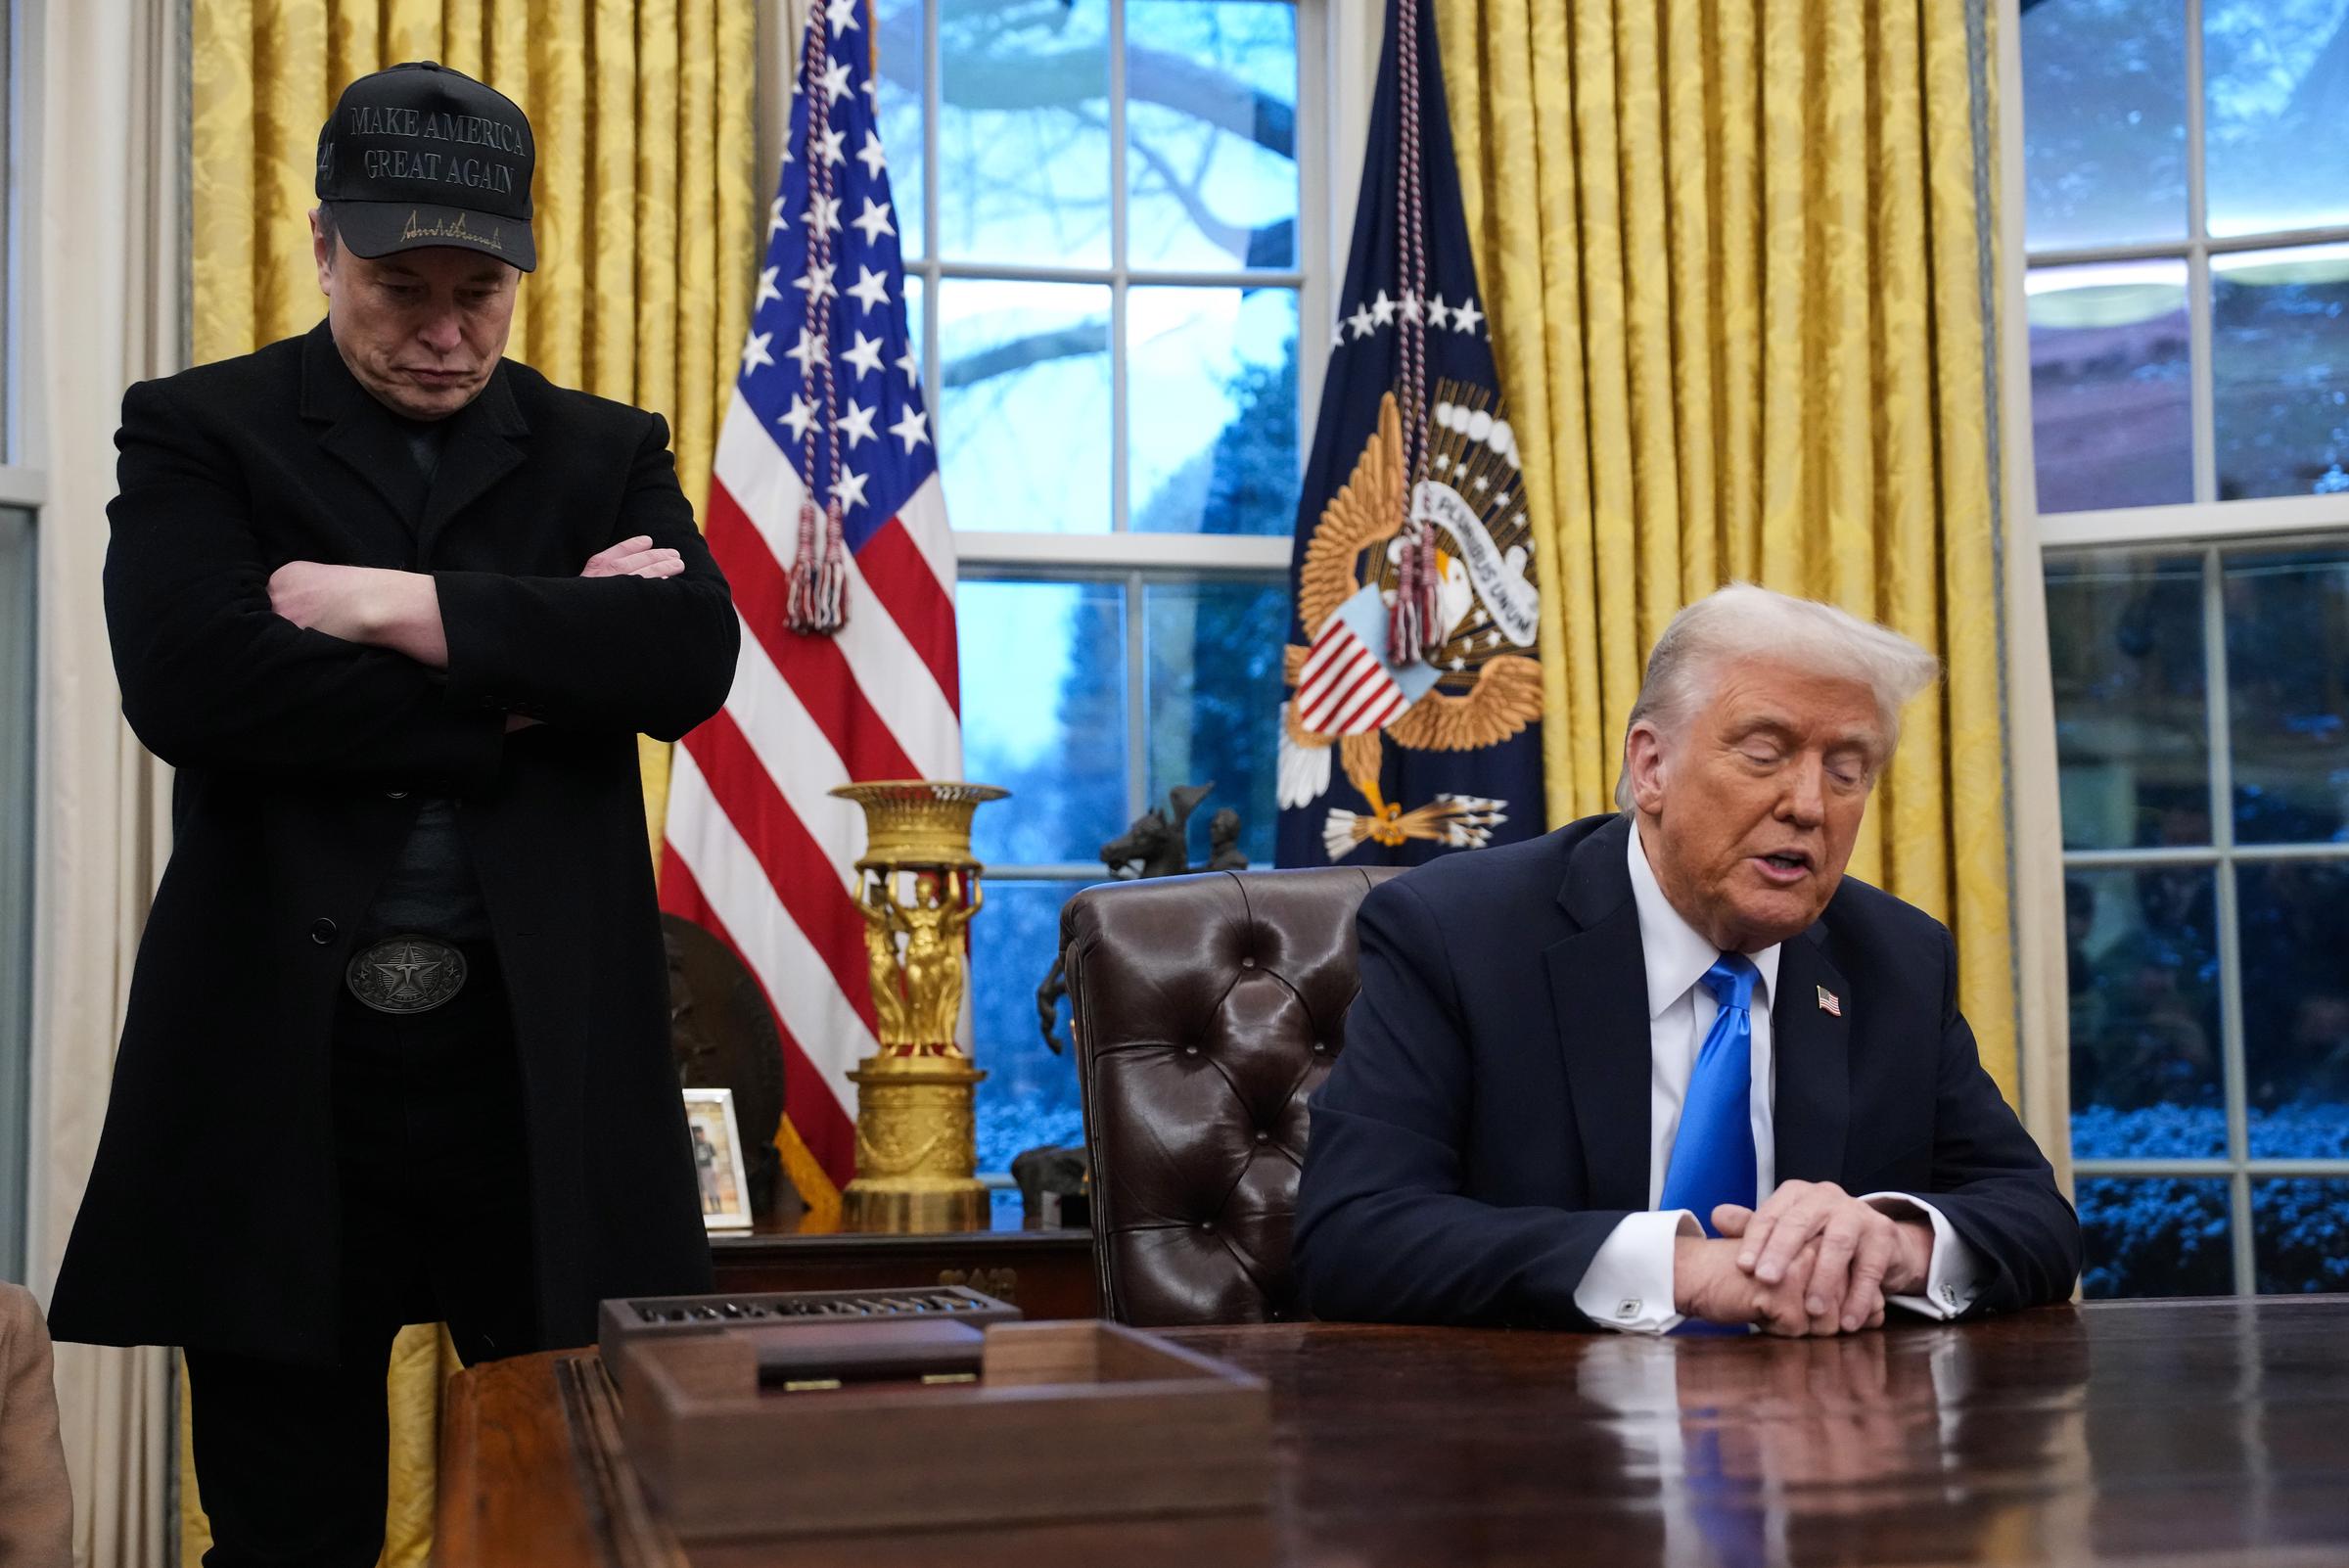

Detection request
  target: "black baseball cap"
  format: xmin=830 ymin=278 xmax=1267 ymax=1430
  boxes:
xmin=315 ymin=61 xmax=537 ymax=272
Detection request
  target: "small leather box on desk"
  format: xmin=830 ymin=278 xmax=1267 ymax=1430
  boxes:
xmin=596 ymin=1286 xmax=1021 ymax=1396
xmin=621 ymin=1316 xmax=1270 ymax=1541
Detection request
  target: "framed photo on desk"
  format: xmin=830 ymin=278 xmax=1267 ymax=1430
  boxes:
xmin=681 ymin=1087 xmax=753 ymax=1231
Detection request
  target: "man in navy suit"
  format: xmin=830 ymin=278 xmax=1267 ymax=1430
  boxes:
xmin=1295 ymin=585 xmax=2080 ymax=1336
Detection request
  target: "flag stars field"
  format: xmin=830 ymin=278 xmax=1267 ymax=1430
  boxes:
xmin=851 ymin=197 xmax=895 ymax=246
xmin=1332 ymin=290 xmax=1485 ymax=347
xmin=889 ymin=405 xmax=929 ymax=453
xmin=843 ymin=332 xmax=886 ymax=379
xmin=847 ymin=265 xmax=891 ymax=312
xmin=839 ymin=399 xmax=878 ymax=449
xmin=794 ymin=260 xmax=835 ymax=302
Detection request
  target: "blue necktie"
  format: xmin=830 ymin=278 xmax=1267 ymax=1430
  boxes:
xmin=1659 ymin=953 xmax=1760 ymax=1236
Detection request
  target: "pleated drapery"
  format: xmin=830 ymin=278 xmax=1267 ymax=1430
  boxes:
xmin=185 ymin=4 xmax=756 ymax=1561
xmin=1432 ymin=0 xmax=2029 ymax=1104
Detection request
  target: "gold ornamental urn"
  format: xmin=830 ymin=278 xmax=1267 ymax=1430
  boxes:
xmin=829 ymin=780 xmax=1008 ymax=1234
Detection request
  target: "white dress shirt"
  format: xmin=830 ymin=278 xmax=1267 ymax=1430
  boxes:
xmin=1569 ymin=822 xmax=1984 ymax=1333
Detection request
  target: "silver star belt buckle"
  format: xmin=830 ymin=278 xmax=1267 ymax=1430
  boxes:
xmin=346 ymin=934 xmax=468 ymax=1015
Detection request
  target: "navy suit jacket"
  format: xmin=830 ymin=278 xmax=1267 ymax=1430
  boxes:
xmin=1294 ymin=813 xmax=2081 ymax=1328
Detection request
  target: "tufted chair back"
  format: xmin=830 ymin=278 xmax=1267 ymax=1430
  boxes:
xmin=1060 ymin=865 xmax=1401 ymax=1326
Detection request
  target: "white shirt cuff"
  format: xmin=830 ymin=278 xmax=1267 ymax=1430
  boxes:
xmin=1573 ymin=1210 xmax=1700 ymax=1333
xmin=1862 ymin=1192 xmax=1983 ymax=1319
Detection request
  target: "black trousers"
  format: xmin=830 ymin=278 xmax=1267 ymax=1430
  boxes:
xmin=185 ymin=945 xmax=539 ymax=1568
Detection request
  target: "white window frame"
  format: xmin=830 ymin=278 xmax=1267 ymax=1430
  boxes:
xmin=0 ymin=0 xmax=46 ymax=1282
xmin=2003 ymin=0 xmax=2349 ymax=1297
xmin=829 ymin=0 xmax=1367 ymax=864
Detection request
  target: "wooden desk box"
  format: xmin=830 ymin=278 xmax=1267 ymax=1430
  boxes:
xmin=621 ymin=1319 xmax=1271 ymax=1542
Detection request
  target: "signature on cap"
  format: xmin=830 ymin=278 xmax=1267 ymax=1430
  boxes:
xmin=400 ymin=209 xmax=504 ymax=252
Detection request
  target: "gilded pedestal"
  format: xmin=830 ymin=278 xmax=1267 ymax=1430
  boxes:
xmin=829 ymin=780 xmax=1007 ymax=1235
xmin=843 ymin=1055 xmax=990 ymax=1232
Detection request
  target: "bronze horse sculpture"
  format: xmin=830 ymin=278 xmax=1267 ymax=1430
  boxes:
xmin=1035 ymin=782 xmax=1224 ymax=1052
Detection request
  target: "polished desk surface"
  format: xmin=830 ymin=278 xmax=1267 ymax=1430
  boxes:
xmin=438 ymin=1297 xmax=2349 ymax=1568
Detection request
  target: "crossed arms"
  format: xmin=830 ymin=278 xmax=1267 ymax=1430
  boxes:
xmin=103 ymin=378 xmax=737 ymax=792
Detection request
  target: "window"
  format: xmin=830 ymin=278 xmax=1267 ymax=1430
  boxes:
xmin=2021 ymin=0 xmax=2349 ymax=1297
xmin=873 ymin=0 xmax=1334 ymax=1200
xmin=0 ymin=506 xmax=29 ymax=1284
xmin=2024 ymin=0 xmax=2349 ymax=521
xmin=0 ymin=0 xmax=33 ymax=1283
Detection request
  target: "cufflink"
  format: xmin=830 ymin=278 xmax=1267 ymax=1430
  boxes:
xmin=1616 ymin=1299 xmax=1642 ymax=1320
xmin=1939 ymin=1283 xmax=1958 ymax=1308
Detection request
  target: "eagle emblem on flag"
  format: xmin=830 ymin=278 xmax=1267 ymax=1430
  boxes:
xmin=1280 ymin=389 xmax=1543 ymax=859
xmin=1272 ymin=0 xmax=1543 ymax=871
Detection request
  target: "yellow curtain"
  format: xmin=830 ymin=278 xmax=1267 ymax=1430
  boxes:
xmin=1435 ymin=0 xmax=2023 ymax=1101
xmin=185 ymin=3 xmax=755 ymax=1562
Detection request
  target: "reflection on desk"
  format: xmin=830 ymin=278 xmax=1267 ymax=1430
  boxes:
xmin=438 ymin=1298 xmax=2349 ymax=1568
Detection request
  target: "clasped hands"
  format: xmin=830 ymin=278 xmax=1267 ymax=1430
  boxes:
xmin=265 ymin=536 xmax=683 ymax=704
xmin=1672 ymin=1180 xmax=1935 ymax=1337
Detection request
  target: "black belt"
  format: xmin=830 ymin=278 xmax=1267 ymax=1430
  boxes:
xmin=345 ymin=934 xmax=470 ymax=1015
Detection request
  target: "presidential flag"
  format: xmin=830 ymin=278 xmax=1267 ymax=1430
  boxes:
xmin=660 ymin=0 xmax=957 ymax=1190
xmin=1274 ymin=0 xmax=1542 ymax=869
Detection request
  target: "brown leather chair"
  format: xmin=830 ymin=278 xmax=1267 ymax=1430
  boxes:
xmin=1060 ymin=865 xmax=1401 ymax=1326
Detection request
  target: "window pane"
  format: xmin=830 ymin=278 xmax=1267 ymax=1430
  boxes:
xmin=2027 ymin=262 xmax=2193 ymax=514
xmin=2067 ymin=868 xmax=2227 ymax=1158
xmin=1144 ymin=579 xmax=1286 ymax=868
xmin=2212 ymin=246 xmax=2349 ymax=501
xmin=2237 ymin=860 xmax=2349 ymax=1156
xmin=958 ymin=578 xmax=1127 ymax=865
xmin=0 ymin=510 xmax=31 ymax=1279
xmin=875 ymin=0 xmax=926 ymax=259
xmin=2076 ymin=1177 xmax=2234 ymax=1299
xmin=970 ymin=878 xmax=1091 ymax=1174
xmin=938 ymin=0 xmax=1110 ymax=267
xmin=2020 ymin=0 xmax=2188 ymax=251
xmin=938 ymin=280 xmax=1110 ymax=531
xmin=2046 ymin=552 xmax=2211 ymax=850
xmin=2251 ymin=1179 xmax=2349 ymax=1294
xmin=2224 ymin=549 xmax=2349 ymax=842
xmin=1126 ymin=0 xmax=1298 ymax=270
xmin=1129 ymin=286 xmax=1298 ymax=534
xmin=2204 ymin=0 xmax=2349 ymax=238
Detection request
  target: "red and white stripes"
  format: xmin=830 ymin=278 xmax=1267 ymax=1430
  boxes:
xmin=661 ymin=404 xmax=959 ymax=1183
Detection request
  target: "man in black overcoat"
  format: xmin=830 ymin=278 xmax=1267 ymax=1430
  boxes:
xmin=47 ymin=63 xmax=738 ymax=1565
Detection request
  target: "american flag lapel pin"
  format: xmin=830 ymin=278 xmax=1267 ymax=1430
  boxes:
xmin=1817 ymin=985 xmax=1842 ymax=1017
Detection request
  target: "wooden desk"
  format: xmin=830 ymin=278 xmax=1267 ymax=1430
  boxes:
xmin=708 ymin=1212 xmax=1097 ymax=1319
xmin=437 ymin=1298 xmax=2349 ymax=1567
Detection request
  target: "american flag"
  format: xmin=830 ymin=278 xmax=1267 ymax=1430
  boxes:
xmin=659 ymin=0 xmax=958 ymax=1191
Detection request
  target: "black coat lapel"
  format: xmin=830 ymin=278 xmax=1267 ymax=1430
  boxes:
xmin=300 ymin=324 xmax=431 ymax=532
xmin=297 ymin=321 xmax=530 ymax=563
xmin=1772 ymin=927 xmax=1852 ymax=1184
xmin=1542 ymin=814 xmax=1652 ymax=1213
xmin=416 ymin=366 xmax=529 ymax=562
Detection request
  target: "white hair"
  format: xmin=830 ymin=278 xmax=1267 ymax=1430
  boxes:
xmin=1613 ymin=583 xmax=1941 ymax=810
